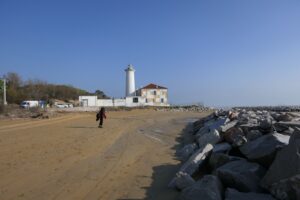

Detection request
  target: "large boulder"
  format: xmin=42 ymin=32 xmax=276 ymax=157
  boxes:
xmin=228 ymin=111 xmax=239 ymax=121
xmin=209 ymin=153 xmax=244 ymax=170
xmin=178 ymin=144 xmax=213 ymax=176
xmin=259 ymin=117 xmax=273 ymax=133
xmin=275 ymin=121 xmax=300 ymax=129
xmin=239 ymin=133 xmax=290 ymax=168
xmin=274 ymin=122 xmax=290 ymax=133
xmin=197 ymin=129 xmax=222 ymax=148
xmin=225 ymin=188 xmax=275 ymax=200
xmin=213 ymin=142 xmax=232 ymax=154
xmin=240 ymin=123 xmax=260 ymax=134
xmin=220 ymin=120 xmax=238 ymax=133
xmin=282 ymin=127 xmax=295 ymax=136
xmin=216 ymin=160 xmax=266 ymax=192
xmin=177 ymin=143 xmax=198 ymax=162
xmin=260 ymin=130 xmax=300 ymax=200
xmin=246 ymin=129 xmax=263 ymax=141
xmin=268 ymin=175 xmax=300 ymax=200
xmin=271 ymin=112 xmax=282 ymax=121
xmin=277 ymin=113 xmax=293 ymax=122
xmin=224 ymin=127 xmax=247 ymax=147
xmin=180 ymin=175 xmax=223 ymax=200
xmin=208 ymin=117 xmax=228 ymax=132
xmin=168 ymin=172 xmax=195 ymax=190
xmin=193 ymin=116 xmax=213 ymax=134
xmin=196 ymin=117 xmax=227 ymax=139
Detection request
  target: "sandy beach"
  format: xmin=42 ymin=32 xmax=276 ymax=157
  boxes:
xmin=0 ymin=110 xmax=209 ymax=200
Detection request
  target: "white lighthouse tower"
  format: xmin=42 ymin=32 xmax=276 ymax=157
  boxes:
xmin=125 ymin=64 xmax=136 ymax=97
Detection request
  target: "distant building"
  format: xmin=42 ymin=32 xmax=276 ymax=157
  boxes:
xmin=79 ymin=65 xmax=169 ymax=107
xmin=136 ymin=83 xmax=168 ymax=106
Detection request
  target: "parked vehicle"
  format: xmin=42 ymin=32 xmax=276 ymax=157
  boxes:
xmin=20 ymin=101 xmax=39 ymax=108
xmin=55 ymin=103 xmax=73 ymax=108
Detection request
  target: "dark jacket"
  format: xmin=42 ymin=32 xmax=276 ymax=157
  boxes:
xmin=96 ymin=108 xmax=107 ymax=121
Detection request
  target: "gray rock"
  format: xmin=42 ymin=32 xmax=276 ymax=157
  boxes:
xmin=261 ymin=129 xmax=300 ymax=200
xmin=240 ymin=123 xmax=260 ymax=133
xmin=197 ymin=129 xmax=222 ymax=148
xmin=209 ymin=153 xmax=244 ymax=170
xmin=168 ymin=172 xmax=195 ymax=190
xmin=249 ymin=118 xmax=259 ymax=124
xmin=277 ymin=113 xmax=293 ymax=122
xmin=268 ymin=175 xmax=300 ymax=200
xmin=240 ymin=133 xmax=290 ymax=167
xmin=246 ymin=130 xmax=263 ymax=141
xmin=179 ymin=144 xmax=213 ymax=176
xmin=209 ymin=117 xmax=228 ymax=132
xmin=195 ymin=117 xmax=227 ymax=140
xmin=274 ymin=122 xmax=289 ymax=133
xmin=248 ymin=111 xmax=258 ymax=118
xmin=196 ymin=125 xmax=210 ymax=138
xmin=282 ymin=127 xmax=295 ymax=136
xmin=228 ymin=111 xmax=239 ymax=121
xmin=275 ymin=121 xmax=300 ymax=129
xmin=224 ymin=127 xmax=247 ymax=147
xmin=216 ymin=160 xmax=266 ymax=192
xmin=213 ymin=142 xmax=232 ymax=154
xmin=180 ymin=175 xmax=223 ymax=200
xmin=225 ymin=188 xmax=275 ymax=200
xmin=177 ymin=143 xmax=198 ymax=162
xmin=271 ymin=112 xmax=282 ymax=121
xmin=193 ymin=117 xmax=212 ymax=133
xmin=259 ymin=118 xmax=273 ymax=133
xmin=220 ymin=120 xmax=238 ymax=133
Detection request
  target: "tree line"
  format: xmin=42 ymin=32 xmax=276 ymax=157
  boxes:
xmin=0 ymin=72 xmax=109 ymax=105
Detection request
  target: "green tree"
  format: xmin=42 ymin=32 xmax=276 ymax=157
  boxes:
xmin=94 ymin=90 xmax=109 ymax=99
xmin=5 ymin=72 xmax=22 ymax=89
xmin=2 ymin=72 xmax=109 ymax=104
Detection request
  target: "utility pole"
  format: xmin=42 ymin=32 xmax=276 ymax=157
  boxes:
xmin=3 ymin=79 xmax=7 ymax=105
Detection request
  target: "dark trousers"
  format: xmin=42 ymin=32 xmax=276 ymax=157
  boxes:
xmin=99 ymin=117 xmax=104 ymax=126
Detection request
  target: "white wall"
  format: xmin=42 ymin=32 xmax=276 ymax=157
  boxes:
xmin=125 ymin=96 xmax=145 ymax=107
xmin=114 ymin=99 xmax=126 ymax=107
xmin=79 ymin=96 xmax=97 ymax=107
xmin=97 ymin=99 xmax=126 ymax=107
xmin=97 ymin=99 xmax=113 ymax=107
xmin=79 ymin=96 xmax=169 ymax=107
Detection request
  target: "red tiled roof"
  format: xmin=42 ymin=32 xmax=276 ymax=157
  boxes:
xmin=142 ymin=83 xmax=167 ymax=89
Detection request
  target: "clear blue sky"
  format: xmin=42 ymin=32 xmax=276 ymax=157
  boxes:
xmin=1 ymin=0 xmax=300 ymax=106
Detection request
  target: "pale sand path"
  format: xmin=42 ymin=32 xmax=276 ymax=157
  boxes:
xmin=0 ymin=110 xmax=209 ymax=200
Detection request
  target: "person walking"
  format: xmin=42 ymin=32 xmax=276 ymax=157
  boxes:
xmin=96 ymin=107 xmax=107 ymax=128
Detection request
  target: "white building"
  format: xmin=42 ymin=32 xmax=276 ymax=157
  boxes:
xmin=136 ymin=83 xmax=168 ymax=106
xmin=125 ymin=65 xmax=136 ymax=97
xmin=79 ymin=65 xmax=169 ymax=107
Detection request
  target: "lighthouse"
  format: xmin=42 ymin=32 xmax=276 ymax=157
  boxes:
xmin=125 ymin=64 xmax=136 ymax=97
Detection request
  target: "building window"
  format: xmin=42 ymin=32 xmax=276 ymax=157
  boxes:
xmin=145 ymin=98 xmax=148 ymax=103
xmin=133 ymin=97 xmax=139 ymax=103
xmin=161 ymin=98 xmax=164 ymax=103
xmin=153 ymin=91 xmax=157 ymax=95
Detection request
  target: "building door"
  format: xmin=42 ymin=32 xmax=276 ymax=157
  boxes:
xmin=82 ymin=99 xmax=88 ymax=107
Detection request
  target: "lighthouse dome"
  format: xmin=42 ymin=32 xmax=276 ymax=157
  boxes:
xmin=125 ymin=64 xmax=135 ymax=71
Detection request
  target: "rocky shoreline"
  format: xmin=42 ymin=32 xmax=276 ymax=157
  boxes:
xmin=170 ymin=109 xmax=300 ymax=200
